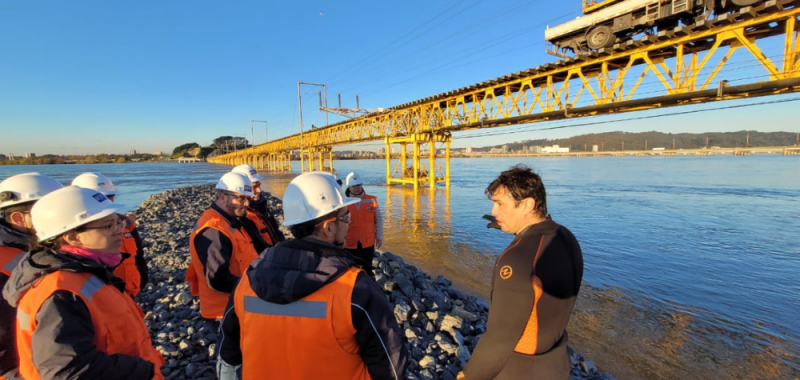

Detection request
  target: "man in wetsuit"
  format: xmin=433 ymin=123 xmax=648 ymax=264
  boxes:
xmin=460 ymin=164 xmax=584 ymax=380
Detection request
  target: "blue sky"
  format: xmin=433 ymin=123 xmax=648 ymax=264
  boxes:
xmin=1 ymin=0 xmax=798 ymax=155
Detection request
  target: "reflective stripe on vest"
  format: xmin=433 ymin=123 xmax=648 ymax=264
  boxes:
xmin=345 ymin=194 xmax=378 ymax=249
xmin=187 ymin=208 xmax=259 ymax=319
xmin=16 ymin=270 xmax=165 ymax=380
xmin=234 ymin=267 xmax=370 ymax=380
xmin=114 ymin=215 xmax=142 ymax=297
xmin=0 ymin=246 xmax=24 ymax=276
xmin=243 ymin=297 xmax=327 ymax=318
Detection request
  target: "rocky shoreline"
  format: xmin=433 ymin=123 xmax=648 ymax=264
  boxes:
xmin=129 ymin=184 xmax=614 ymax=380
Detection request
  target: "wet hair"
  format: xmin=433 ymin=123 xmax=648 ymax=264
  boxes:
xmin=485 ymin=164 xmax=548 ymax=218
xmin=288 ymin=210 xmax=338 ymax=239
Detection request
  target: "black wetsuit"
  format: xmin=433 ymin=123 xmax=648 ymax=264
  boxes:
xmin=462 ymin=217 xmax=583 ymax=379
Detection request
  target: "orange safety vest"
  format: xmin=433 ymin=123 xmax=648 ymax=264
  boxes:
xmin=0 ymin=245 xmax=24 ymax=277
xmin=244 ymin=210 xmax=274 ymax=246
xmin=15 ymin=271 xmax=165 ymax=380
xmin=0 ymin=246 xmax=23 ymax=380
xmin=114 ymin=215 xmax=142 ymax=297
xmin=234 ymin=267 xmax=371 ymax=380
xmin=345 ymin=195 xmax=378 ymax=249
xmin=187 ymin=209 xmax=259 ymax=319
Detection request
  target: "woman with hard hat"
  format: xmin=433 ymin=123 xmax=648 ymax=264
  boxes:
xmin=343 ymin=172 xmax=384 ymax=276
xmin=72 ymin=172 xmax=148 ymax=298
xmin=0 ymin=172 xmax=63 ymax=380
xmin=230 ymin=165 xmax=285 ymax=247
xmin=1 ymin=186 xmax=165 ymax=380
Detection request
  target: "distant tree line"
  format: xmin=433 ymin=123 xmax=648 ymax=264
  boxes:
xmin=0 ymin=153 xmax=163 ymax=166
xmin=171 ymin=136 xmax=250 ymax=159
xmin=478 ymin=131 xmax=800 ymax=152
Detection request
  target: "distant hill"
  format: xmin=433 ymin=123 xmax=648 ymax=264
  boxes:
xmin=476 ymin=131 xmax=799 ymax=151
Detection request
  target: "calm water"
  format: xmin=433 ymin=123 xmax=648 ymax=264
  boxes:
xmin=2 ymin=157 xmax=798 ymax=378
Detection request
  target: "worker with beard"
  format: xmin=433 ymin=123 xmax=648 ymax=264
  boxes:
xmin=186 ymin=172 xmax=267 ymax=326
xmin=231 ymin=165 xmax=284 ymax=247
xmin=0 ymin=173 xmax=63 ymax=380
xmin=217 ymin=171 xmax=407 ymax=380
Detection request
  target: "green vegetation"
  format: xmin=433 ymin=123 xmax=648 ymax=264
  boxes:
xmin=480 ymin=131 xmax=800 ymax=151
xmin=0 ymin=153 xmax=164 ymax=166
xmin=171 ymin=136 xmax=250 ymax=160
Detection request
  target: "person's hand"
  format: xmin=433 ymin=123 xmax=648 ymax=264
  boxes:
xmin=375 ymin=239 xmax=383 ymax=249
xmin=482 ymin=214 xmax=500 ymax=230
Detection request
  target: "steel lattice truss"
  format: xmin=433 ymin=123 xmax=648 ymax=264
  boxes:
xmin=211 ymin=0 xmax=800 ymax=165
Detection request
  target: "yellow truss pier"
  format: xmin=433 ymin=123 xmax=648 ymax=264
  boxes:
xmin=209 ymin=0 xmax=800 ymax=188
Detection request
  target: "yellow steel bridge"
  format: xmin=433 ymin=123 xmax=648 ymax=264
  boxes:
xmin=208 ymin=0 xmax=800 ymax=188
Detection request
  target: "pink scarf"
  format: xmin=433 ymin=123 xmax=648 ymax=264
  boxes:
xmin=60 ymin=245 xmax=123 ymax=267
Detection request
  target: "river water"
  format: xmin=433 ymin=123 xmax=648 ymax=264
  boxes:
xmin=1 ymin=157 xmax=798 ymax=379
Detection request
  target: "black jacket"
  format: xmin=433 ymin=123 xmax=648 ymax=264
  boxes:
xmin=219 ymin=238 xmax=407 ymax=380
xmin=0 ymin=221 xmax=29 ymax=378
xmin=192 ymin=203 xmax=268 ymax=293
xmin=252 ymin=193 xmax=286 ymax=244
xmin=2 ymin=249 xmax=155 ymax=380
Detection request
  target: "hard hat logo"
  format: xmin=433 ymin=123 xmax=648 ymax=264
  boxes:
xmin=92 ymin=193 xmax=108 ymax=203
xmin=249 ymin=169 xmax=257 ymax=175
xmin=244 ymin=185 xmax=252 ymax=193
xmin=0 ymin=191 xmax=18 ymax=202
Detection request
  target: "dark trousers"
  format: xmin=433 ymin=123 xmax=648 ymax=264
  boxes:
xmin=345 ymin=242 xmax=376 ymax=276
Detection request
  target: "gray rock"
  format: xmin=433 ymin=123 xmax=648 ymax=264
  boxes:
xmin=440 ymin=315 xmax=463 ymax=334
xmin=456 ymin=346 xmax=471 ymax=362
xmin=418 ymin=355 xmax=436 ymax=369
xmin=394 ymin=303 xmax=412 ymax=323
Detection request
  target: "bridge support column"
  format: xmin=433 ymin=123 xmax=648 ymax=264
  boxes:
xmin=385 ymin=132 xmax=452 ymax=189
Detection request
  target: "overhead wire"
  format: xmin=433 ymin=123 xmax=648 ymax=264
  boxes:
xmin=324 ymin=0 xmax=488 ymax=86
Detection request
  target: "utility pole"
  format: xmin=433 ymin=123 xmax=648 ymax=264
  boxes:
xmin=298 ymin=83 xmax=304 ymax=154
xmin=251 ymin=120 xmax=268 ymax=143
xmin=673 ymin=138 xmax=676 ymax=149
xmin=298 ymin=81 xmax=329 ymax=167
xmin=622 ymin=141 xmax=625 ymax=151
xmin=746 ymin=133 xmax=750 ymax=148
xmin=796 ymin=132 xmax=799 ymax=146
xmin=706 ymin=136 xmax=709 ymax=149
xmin=645 ymin=140 xmax=648 ymax=150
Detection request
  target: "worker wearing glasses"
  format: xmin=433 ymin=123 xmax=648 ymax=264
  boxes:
xmin=2 ymin=186 xmax=165 ymax=380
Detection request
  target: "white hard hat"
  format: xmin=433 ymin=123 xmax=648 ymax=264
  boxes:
xmin=0 ymin=172 xmax=64 ymax=210
xmin=283 ymin=171 xmax=360 ymax=226
xmin=345 ymin=172 xmax=363 ymax=188
xmin=31 ymin=186 xmax=124 ymax=242
xmin=232 ymin=164 xmax=265 ymax=182
xmin=71 ymin=172 xmax=118 ymax=196
xmin=216 ymin=172 xmax=254 ymax=197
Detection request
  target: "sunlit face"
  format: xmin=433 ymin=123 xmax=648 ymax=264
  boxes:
xmin=71 ymin=214 xmax=125 ymax=253
xmin=220 ymin=191 xmax=250 ymax=217
xmin=332 ymin=208 xmax=351 ymax=246
xmin=490 ymin=186 xmax=534 ymax=235
xmin=348 ymin=184 xmax=364 ymax=196
xmin=251 ymin=181 xmax=262 ymax=199
xmin=319 ymin=208 xmax=351 ymax=246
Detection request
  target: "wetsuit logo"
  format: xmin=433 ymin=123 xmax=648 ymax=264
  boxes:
xmin=499 ymin=265 xmax=513 ymax=280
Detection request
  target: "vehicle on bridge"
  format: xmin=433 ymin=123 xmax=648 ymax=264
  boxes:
xmin=545 ymin=0 xmax=763 ymax=56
